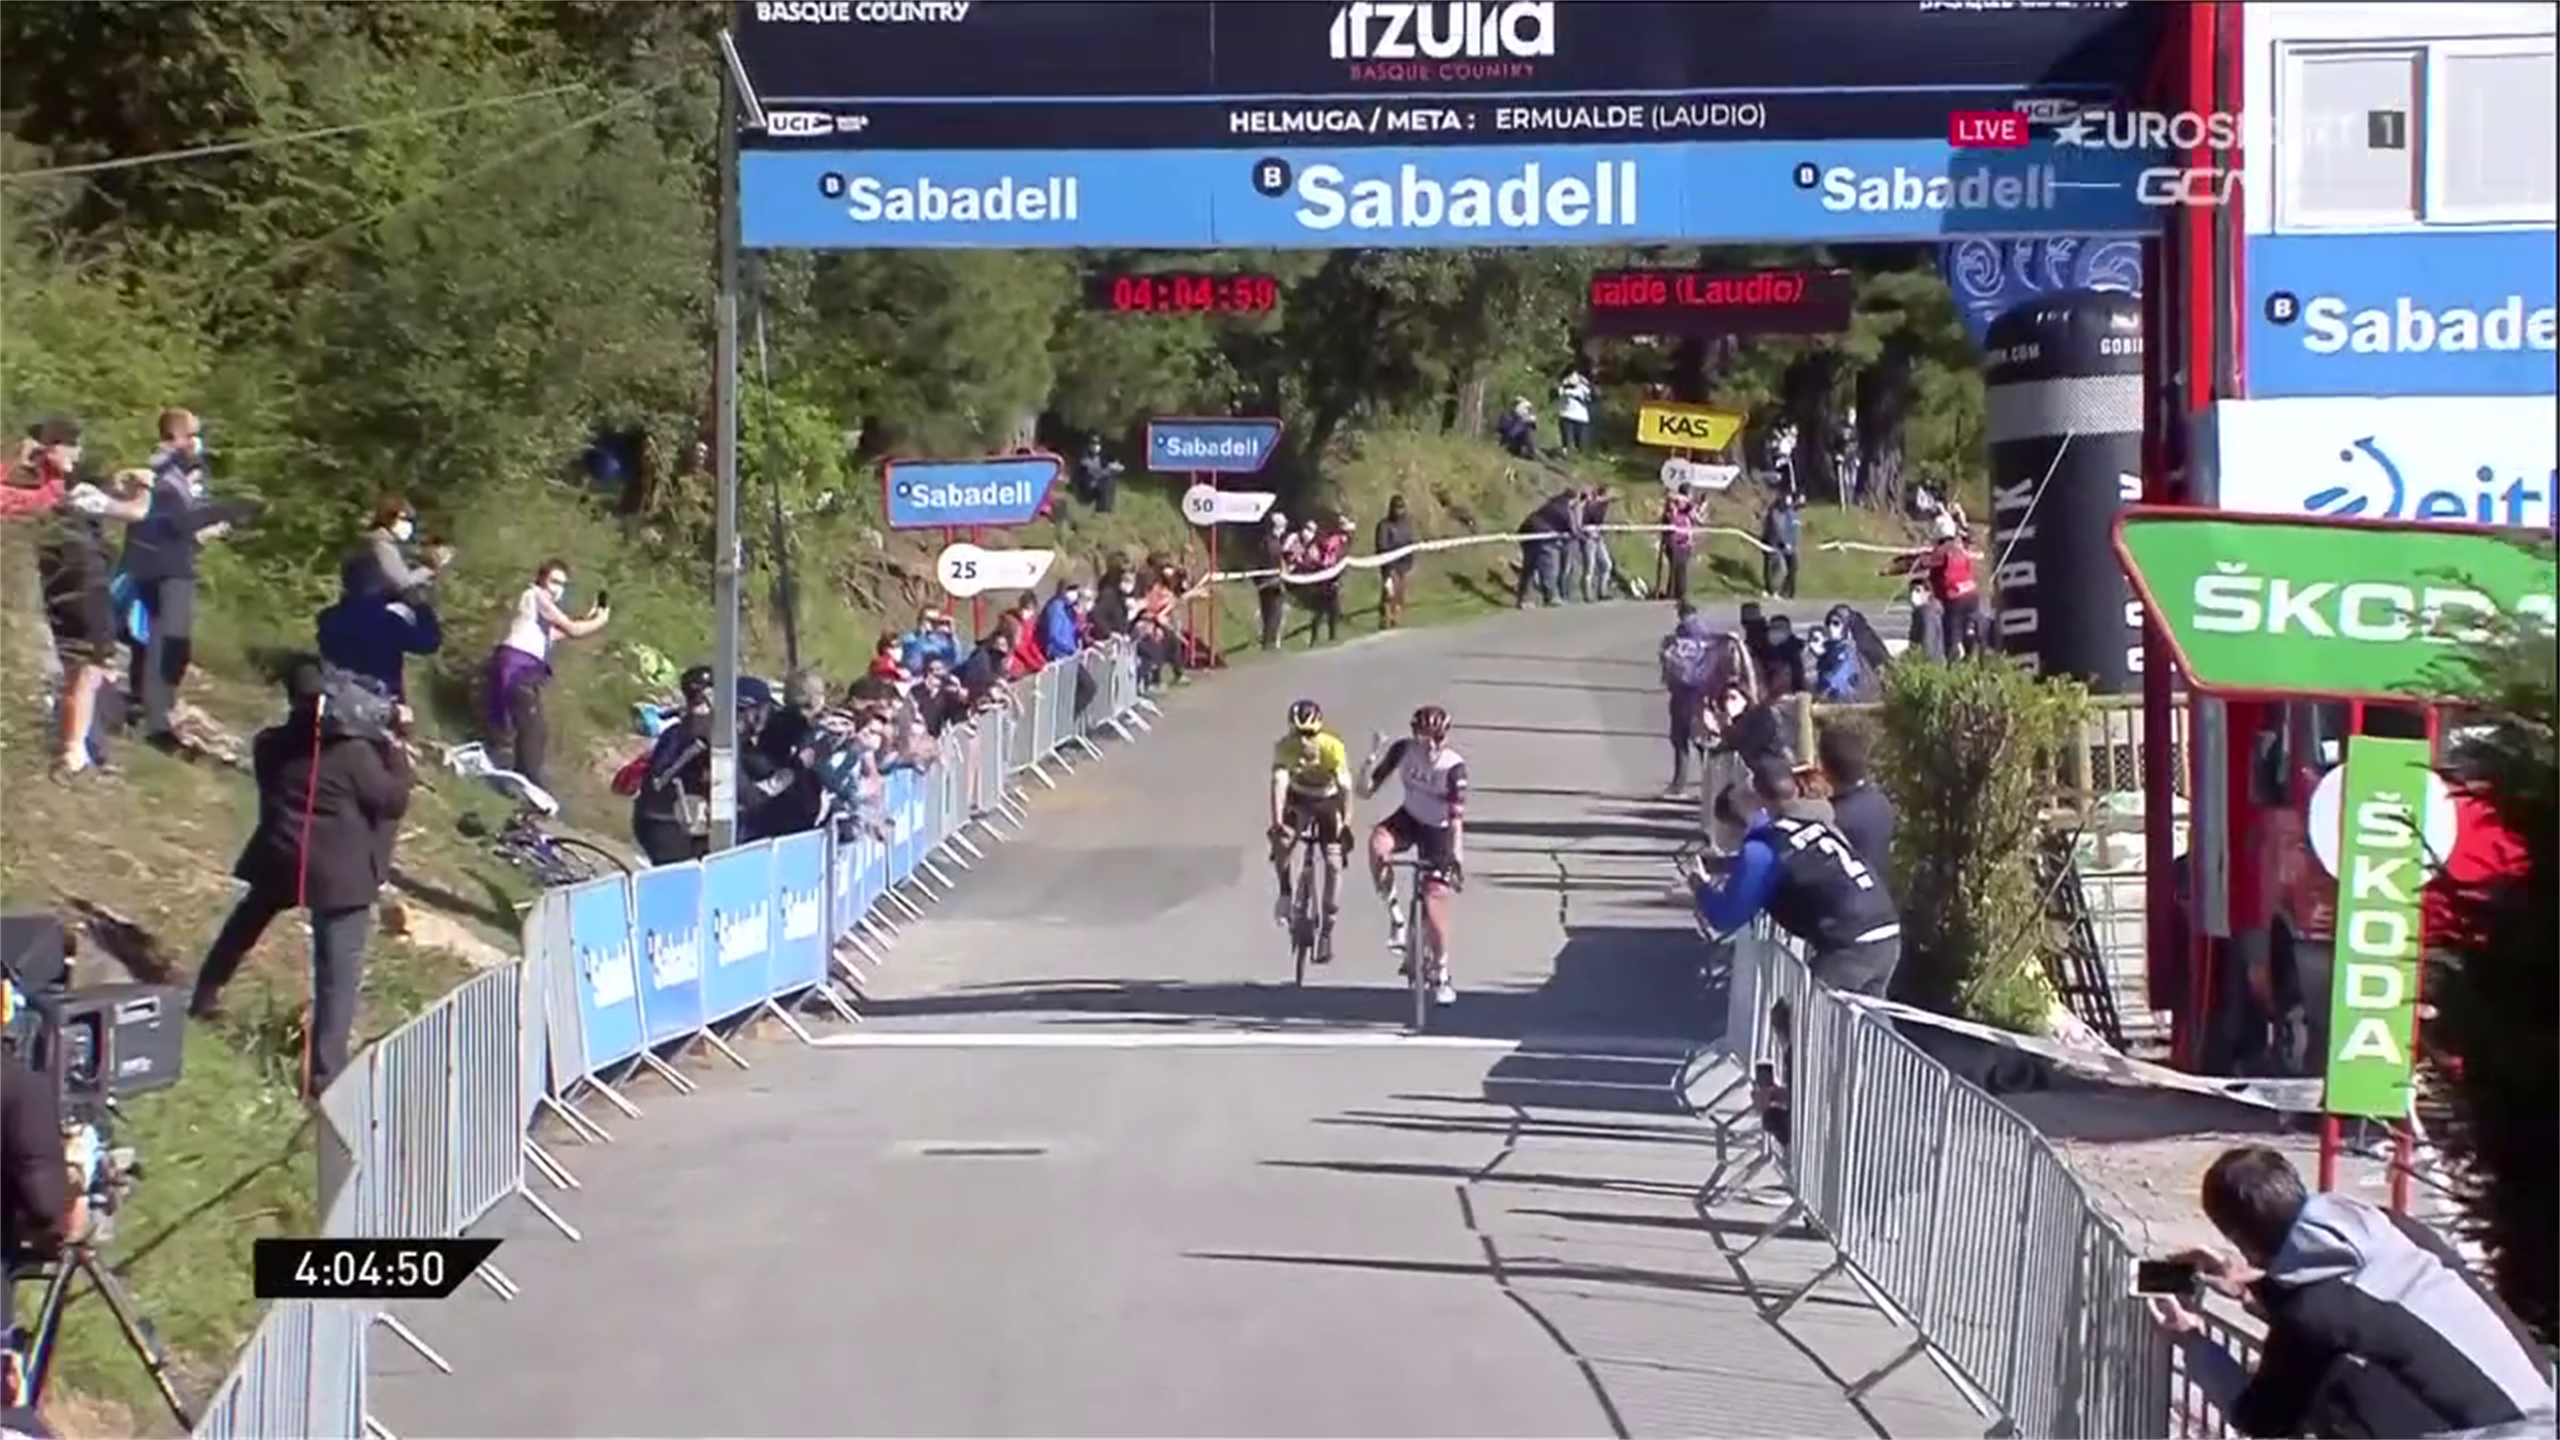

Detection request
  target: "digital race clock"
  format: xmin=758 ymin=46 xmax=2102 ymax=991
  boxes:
xmin=1085 ymin=270 xmax=1281 ymax=316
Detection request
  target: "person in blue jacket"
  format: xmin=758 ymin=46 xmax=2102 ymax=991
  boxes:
xmin=897 ymin=606 xmax=961 ymax=674
xmin=315 ymin=593 xmax=442 ymax=703
xmin=1690 ymin=756 xmax=1902 ymax=997
xmin=1036 ymin=580 xmax=1084 ymax=662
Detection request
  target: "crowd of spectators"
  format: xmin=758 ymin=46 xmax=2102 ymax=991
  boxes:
xmin=4 ymin=410 xmax=255 ymax=777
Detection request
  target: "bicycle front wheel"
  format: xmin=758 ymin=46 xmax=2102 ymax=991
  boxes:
xmin=531 ymin=835 xmax=636 ymax=889
xmin=1406 ymin=893 xmax=1430 ymax=1033
xmin=1291 ymin=844 xmax=1318 ymax=987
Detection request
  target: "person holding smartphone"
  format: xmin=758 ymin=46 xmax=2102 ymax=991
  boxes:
xmin=484 ymin=558 xmax=608 ymax=792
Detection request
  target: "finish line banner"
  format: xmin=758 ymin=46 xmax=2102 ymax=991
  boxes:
xmin=742 ymin=141 xmax=2165 ymax=249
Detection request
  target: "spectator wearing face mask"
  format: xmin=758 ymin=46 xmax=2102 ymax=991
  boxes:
xmin=629 ymin=665 xmax=716 ymax=865
xmin=1658 ymin=484 xmax=1699 ymax=603
xmin=1372 ymin=496 xmax=1417 ymax=630
xmin=910 ymin=654 xmax=972 ymax=736
xmin=1253 ymin=513 xmax=1291 ymax=650
xmin=1577 ymin=485 xmax=1617 ymax=602
xmin=1005 ymin=592 xmax=1049 ymax=677
xmin=1303 ymin=517 xmax=1351 ymax=646
xmin=1135 ymin=559 xmax=1186 ymax=686
xmin=120 ymin=407 xmax=251 ymax=752
xmin=342 ymin=495 xmax=450 ymax=604
xmin=9 ymin=419 xmax=151 ymax=777
xmin=957 ymin=613 xmax=1020 ymax=704
xmin=897 ymin=605 xmax=960 ymax=673
xmin=1088 ymin=556 xmax=1135 ymax=640
xmin=1553 ymin=364 xmax=1594 ymax=453
xmin=1760 ymin=491 xmax=1801 ymax=600
xmin=484 ymin=558 xmax=608 ymax=792
xmin=866 ymin=632 xmax=907 ymax=684
xmin=1816 ymin=721 xmax=1895 ymax=888
xmin=1037 ymin=579 xmax=1083 ymax=662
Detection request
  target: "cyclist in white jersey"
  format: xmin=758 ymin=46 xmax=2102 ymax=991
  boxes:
xmin=1358 ymin=704 xmax=1467 ymax=1006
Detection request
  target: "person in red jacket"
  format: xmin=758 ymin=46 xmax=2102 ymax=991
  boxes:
xmin=1005 ymin=592 xmax=1047 ymax=678
xmin=866 ymin=631 xmax=907 ymax=685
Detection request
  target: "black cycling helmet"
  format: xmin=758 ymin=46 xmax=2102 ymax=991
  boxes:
xmin=1410 ymin=704 xmax=1451 ymax=742
xmin=1287 ymin=698 xmax=1324 ymax=735
xmin=680 ymin=664 xmax=714 ymax=699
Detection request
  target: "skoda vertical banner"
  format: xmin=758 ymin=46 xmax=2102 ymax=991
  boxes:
xmin=2321 ymin=735 xmax=2434 ymax=1120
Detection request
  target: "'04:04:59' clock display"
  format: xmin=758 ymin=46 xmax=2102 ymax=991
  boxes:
xmin=1085 ymin=271 xmax=1280 ymax=315
xmin=251 ymin=1237 xmax=504 ymax=1300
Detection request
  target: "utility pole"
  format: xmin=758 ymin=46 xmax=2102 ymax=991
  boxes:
xmin=710 ymin=47 xmax=745 ymax=851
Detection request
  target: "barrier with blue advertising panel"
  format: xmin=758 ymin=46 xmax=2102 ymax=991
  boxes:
xmin=768 ymin=831 xmax=829 ymax=1000
xmin=567 ymin=877 xmax=645 ymax=1077
xmin=700 ymin=844 xmax=775 ymax=1025
xmin=189 ymin=645 xmax=1159 ymax=1440
xmin=632 ymin=864 xmax=708 ymax=1049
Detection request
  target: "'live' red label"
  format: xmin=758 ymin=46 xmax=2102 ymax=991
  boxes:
xmin=1948 ymin=111 xmax=2030 ymax=149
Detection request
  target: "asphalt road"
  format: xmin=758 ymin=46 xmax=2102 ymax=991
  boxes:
xmin=371 ymin=598 xmax=1983 ymax=1438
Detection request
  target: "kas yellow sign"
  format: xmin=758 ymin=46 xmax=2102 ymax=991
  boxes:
xmin=1634 ymin=402 xmax=1743 ymax=451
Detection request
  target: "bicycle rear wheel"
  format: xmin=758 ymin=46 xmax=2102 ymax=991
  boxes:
xmin=1405 ymin=888 xmax=1430 ymax=1033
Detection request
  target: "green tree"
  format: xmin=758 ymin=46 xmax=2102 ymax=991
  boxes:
xmin=2424 ymin=615 xmax=2558 ymax=1344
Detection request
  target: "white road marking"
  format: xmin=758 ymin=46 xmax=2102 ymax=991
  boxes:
xmin=814 ymin=1028 xmax=1708 ymax=1058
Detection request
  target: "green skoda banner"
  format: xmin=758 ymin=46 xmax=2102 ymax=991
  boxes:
xmin=2113 ymin=509 xmax=2558 ymax=699
xmin=2322 ymin=735 xmax=2435 ymax=1119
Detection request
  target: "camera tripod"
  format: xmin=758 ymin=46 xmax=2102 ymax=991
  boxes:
xmin=10 ymin=1242 xmax=193 ymax=1429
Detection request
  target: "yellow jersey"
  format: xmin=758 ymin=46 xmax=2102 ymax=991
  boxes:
xmin=1272 ymin=730 xmax=1353 ymax=797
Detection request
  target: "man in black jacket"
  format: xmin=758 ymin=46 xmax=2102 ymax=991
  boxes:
xmin=120 ymin=408 xmax=249 ymax=751
xmin=1816 ymin=721 xmax=1896 ymax=889
xmin=186 ymin=662 xmax=414 ymax=1098
xmin=2156 ymin=1146 xmax=2554 ymax=1438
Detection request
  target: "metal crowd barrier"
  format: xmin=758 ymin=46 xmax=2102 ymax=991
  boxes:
xmin=188 ymin=645 xmax=1155 ymax=1440
xmin=1707 ymin=924 xmax=2215 ymax=1438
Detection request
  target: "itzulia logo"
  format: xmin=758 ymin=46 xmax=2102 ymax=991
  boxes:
xmin=2304 ymin=436 xmax=2553 ymax=529
xmin=2189 ymin=566 xmax=2559 ymax=642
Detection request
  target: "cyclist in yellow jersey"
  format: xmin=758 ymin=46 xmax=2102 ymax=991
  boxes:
xmin=1268 ymin=697 xmax=1355 ymax=950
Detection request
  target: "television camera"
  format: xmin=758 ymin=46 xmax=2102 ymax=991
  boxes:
xmin=2 ymin=912 xmax=194 ymax=1427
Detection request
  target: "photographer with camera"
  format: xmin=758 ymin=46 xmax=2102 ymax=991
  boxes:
xmin=185 ymin=661 xmax=414 ymax=1098
xmin=4 ymin=996 xmax=89 ymax=1439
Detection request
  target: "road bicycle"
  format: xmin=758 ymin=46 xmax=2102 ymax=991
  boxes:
xmin=1284 ymin=824 xmax=1341 ymax=986
xmin=438 ymin=743 xmax=632 ymax=890
xmin=1386 ymin=855 xmax=1461 ymax=1033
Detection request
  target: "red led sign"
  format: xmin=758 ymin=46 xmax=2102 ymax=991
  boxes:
xmin=1584 ymin=267 xmax=1856 ymax=338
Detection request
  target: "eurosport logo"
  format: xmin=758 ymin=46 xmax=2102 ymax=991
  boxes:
xmin=750 ymin=1 xmax=972 ymax=20
xmin=1327 ymin=2 xmax=1555 ymax=82
xmin=2245 ymin=232 xmax=2558 ymax=397
xmin=2054 ymin=109 xmax=2244 ymax=152
xmin=2208 ymin=396 xmax=2556 ymax=532
xmin=739 ymin=142 xmax=2164 ymax=249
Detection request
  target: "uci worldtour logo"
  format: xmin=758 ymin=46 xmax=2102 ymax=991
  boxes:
xmin=1327 ymin=2 xmax=1555 ymax=82
xmin=2306 ymin=436 xmax=2553 ymax=529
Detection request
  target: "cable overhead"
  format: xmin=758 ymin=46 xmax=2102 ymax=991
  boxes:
xmin=0 ymin=83 xmax=598 ymax=184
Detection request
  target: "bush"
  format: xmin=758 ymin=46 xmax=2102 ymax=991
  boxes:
xmin=2423 ymin=621 xmax=2557 ymax=1344
xmin=1871 ymin=656 xmax=2090 ymax=1033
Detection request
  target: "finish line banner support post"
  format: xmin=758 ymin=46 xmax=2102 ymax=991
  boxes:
xmin=1153 ymin=417 xmax=1283 ymax=667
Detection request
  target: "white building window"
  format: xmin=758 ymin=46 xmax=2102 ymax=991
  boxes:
xmin=2427 ymin=39 xmax=2558 ymax=224
xmin=2278 ymin=47 xmax=2422 ymax=229
xmin=2276 ymin=35 xmax=2557 ymax=231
